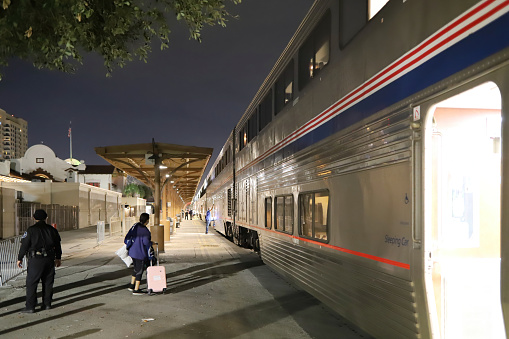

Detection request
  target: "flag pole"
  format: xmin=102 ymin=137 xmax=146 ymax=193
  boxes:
xmin=69 ymin=122 xmax=73 ymax=163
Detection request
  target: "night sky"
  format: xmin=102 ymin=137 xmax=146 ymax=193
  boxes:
xmin=0 ymin=0 xmax=313 ymax=180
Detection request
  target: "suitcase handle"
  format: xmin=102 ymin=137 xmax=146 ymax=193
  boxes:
xmin=151 ymin=242 xmax=159 ymax=266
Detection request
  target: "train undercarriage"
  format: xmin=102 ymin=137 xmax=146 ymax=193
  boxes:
xmin=225 ymin=222 xmax=260 ymax=252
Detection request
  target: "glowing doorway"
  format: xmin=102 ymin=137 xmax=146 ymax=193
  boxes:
xmin=425 ymin=82 xmax=505 ymax=338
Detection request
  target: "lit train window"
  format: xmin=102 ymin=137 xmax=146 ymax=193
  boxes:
xmin=275 ymin=60 xmax=294 ymax=115
xmin=264 ymin=197 xmax=272 ymax=229
xmin=298 ymin=10 xmax=331 ymax=90
xmin=299 ymin=190 xmax=329 ymax=242
xmin=238 ymin=125 xmax=247 ymax=151
xmin=339 ymin=0 xmax=368 ymax=49
xmin=369 ymin=0 xmax=389 ymax=19
xmin=275 ymin=195 xmax=294 ymax=234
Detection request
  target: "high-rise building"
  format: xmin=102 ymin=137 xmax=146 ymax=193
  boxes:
xmin=0 ymin=109 xmax=28 ymax=159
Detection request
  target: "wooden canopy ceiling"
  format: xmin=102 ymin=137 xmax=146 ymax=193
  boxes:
xmin=95 ymin=141 xmax=213 ymax=203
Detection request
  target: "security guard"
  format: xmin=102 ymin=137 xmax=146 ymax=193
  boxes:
xmin=17 ymin=209 xmax=62 ymax=313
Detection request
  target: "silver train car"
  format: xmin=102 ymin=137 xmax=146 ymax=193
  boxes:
xmin=195 ymin=1 xmax=509 ymax=337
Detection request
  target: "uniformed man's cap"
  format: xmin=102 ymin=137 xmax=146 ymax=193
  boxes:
xmin=33 ymin=209 xmax=48 ymax=220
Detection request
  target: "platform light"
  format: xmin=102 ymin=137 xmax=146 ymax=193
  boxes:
xmin=159 ymin=165 xmax=167 ymax=169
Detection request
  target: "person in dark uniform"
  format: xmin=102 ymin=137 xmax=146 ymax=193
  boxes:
xmin=17 ymin=209 xmax=62 ymax=313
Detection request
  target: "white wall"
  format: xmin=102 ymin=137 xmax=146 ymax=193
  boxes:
xmin=0 ymin=181 xmax=122 ymax=229
xmin=79 ymin=173 xmax=112 ymax=190
xmin=11 ymin=144 xmax=85 ymax=182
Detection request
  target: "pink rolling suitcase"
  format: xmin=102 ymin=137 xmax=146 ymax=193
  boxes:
xmin=146 ymin=242 xmax=167 ymax=294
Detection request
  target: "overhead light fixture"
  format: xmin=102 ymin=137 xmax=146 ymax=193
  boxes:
xmin=165 ymin=174 xmax=169 ymax=178
xmin=159 ymin=165 xmax=167 ymax=169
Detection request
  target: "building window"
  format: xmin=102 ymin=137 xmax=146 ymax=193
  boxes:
xmin=275 ymin=195 xmax=294 ymax=234
xmin=258 ymin=91 xmax=273 ymax=132
xmin=339 ymin=0 xmax=368 ymax=48
xmin=275 ymin=60 xmax=294 ymax=115
xmin=298 ymin=10 xmax=331 ymax=90
xmin=265 ymin=197 xmax=272 ymax=229
xmin=299 ymin=190 xmax=329 ymax=242
xmin=36 ymin=158 xmax=44 ymax=163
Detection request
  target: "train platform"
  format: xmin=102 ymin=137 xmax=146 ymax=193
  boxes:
xmin=0 ymin=219 xmax=372 ymax=339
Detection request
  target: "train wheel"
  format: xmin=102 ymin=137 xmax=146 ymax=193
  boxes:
xmin=233 ymin=225 xmax=240 ymax=246
xmin=227 ymin=224 xmax=233 ymax=240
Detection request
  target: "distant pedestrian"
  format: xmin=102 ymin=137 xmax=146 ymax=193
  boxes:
xmin=185 ymin=210 xmax=189 ymax=220
xmin=126 ymin=213 xmax=152 ymax=295
xmin=189 ymin=209 xmax=193 ymax=220
xmin=17 ymin=209 xmax=62 ymax=313
xmin=205 ymin=208 xmax=211 ymax=234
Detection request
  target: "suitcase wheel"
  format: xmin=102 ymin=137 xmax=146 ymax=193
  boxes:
xmin=163 ymin=288 xmax=167 ymax=293
xmin=148 ymin=289 xmax=153 ymax=295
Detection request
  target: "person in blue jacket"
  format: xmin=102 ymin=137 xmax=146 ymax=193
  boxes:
xmin=127 ymin=213 xmax=151 ymax=295
xmin=205 ymin=208 xmax=211 ymax=234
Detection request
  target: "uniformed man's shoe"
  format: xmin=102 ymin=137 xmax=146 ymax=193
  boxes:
xmin=128 ymin=284 xmax=135 ymax=291
xmin=41 ymin=305 xmax=51 ymax=310
xmin=20 ymin=308 xmax=35 ymax=314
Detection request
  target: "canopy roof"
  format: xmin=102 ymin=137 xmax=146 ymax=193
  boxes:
xmin=95 ymin=141 xmax=213 ymax=202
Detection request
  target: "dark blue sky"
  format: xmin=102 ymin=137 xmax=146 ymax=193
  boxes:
xmin=0 ymin=0 xmax=312 ymax=179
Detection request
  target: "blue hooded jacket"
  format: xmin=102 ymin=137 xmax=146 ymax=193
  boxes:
xmin=127 ymin=223 xmax=151 ymax=260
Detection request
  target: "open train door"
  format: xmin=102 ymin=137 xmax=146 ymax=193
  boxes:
xmin=424 ymin=82 xmax=505 ymax=338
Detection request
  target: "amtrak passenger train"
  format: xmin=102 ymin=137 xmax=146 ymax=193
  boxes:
xmin=195 ymin=1 xmax=509 ymax=337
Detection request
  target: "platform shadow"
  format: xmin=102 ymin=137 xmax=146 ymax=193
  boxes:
xmin=0 ymin=303 xmax=104 ymax=336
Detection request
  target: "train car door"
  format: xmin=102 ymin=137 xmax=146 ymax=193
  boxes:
xmin=424 ymin=82 xmax=504 ymax=338
xmin=249 ymin=177 xmax=257 ymax=225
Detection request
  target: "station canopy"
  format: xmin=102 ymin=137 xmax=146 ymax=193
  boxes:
xmin=95 ymin=141 xmax=213 ymax=202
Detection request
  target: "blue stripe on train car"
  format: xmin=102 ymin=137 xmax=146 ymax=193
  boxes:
xmin=273 ymin=11 xmax=509 ymax=163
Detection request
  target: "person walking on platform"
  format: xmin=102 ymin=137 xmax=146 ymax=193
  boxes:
xmin=189 ymin=209 xmax=193 ymax=220
xmin=205 ymin=208 xmax=211 ymax=234
xmin=185 ymin=210 xmax=189 ymax=220
xmin=126 ymin=213 xmax=152 ymax=295
xmin=17 ymin=209 xmax=62 ymax=313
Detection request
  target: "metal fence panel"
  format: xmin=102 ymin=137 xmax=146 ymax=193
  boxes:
xmin=97 ymin=221 xmax=105 ymax=244
xmin=0 ymin=236 xmax=26 ymax=286
xmin=16 ymin=202 xmax=79 ymax=234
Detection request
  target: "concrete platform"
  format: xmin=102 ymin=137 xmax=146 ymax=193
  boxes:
xmin=0 ymin=219 xmax=373 ymax=339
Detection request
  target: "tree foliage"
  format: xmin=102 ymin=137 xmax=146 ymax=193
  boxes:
xmin=123 ymin=183 xmax=152 ymax=198
xmin=0 ymin=0 xmax=240 ymax=78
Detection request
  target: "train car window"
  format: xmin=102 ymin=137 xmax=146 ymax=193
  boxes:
xmin=258 ymin=91 xmax=273 ymax=132
xmin=339 ymin=0 xmax=368 ymax=49
xmin=369 ymin=0 xmax=389 ymax=19
xmin=298 ymin=10 xmax=331 ymax=91
xmin=299 ymin=190 xmax=329 ymax=242
xmin=265 ymin=197 xmax=272 ymax=229
xmin=248 ymin=111 xmax=258 ymax=142
xmin=275 ymin=60 xmax=294 ymax=115
xmin=275 ymin=196 xmax=284 ymax=231
xmin=238 ymin=125 xmax=247 ymax=151
xmin=274 ymin=195 xmax=294 ymax=233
